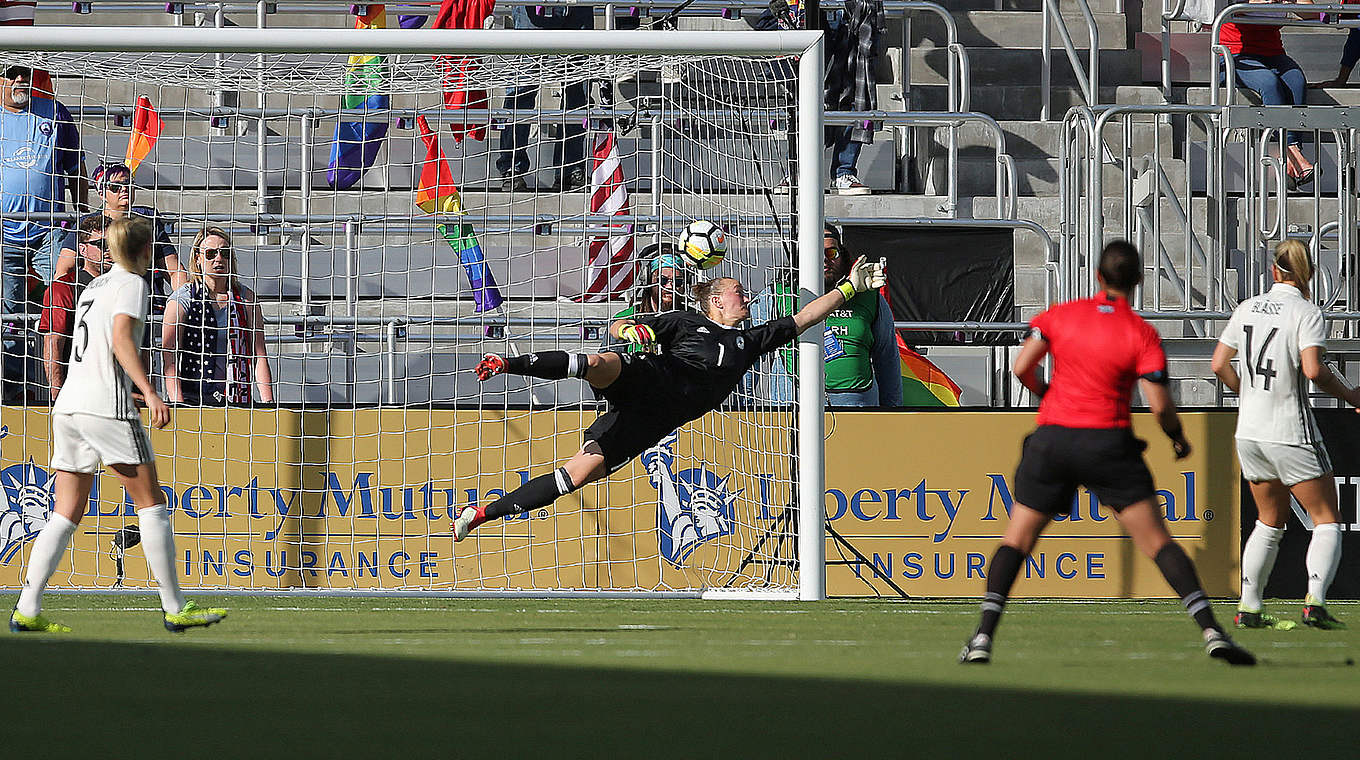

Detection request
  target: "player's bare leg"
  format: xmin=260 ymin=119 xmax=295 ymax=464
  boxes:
xmin=960 ymin=504 xmax=1051 ymax=663
xmin=1239 ymin=479 xmax=1294 ymax=629
xmin=1116 ymin=500 xmax=1254 ymax=664
xmin=1289 ymin=475 xmax=1346 ymax=629
xmin=10 ymin=470 xmax=96 ymax=632
xmin=453 ymin=449 xmax=608 ymax=542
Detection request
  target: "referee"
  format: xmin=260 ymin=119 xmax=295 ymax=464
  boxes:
xmin=959 ymin=241 xmax=1255 ymax=666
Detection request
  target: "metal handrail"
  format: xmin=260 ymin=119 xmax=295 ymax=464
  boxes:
xmin=1041 ymin=0 xmax=1100 ymax=121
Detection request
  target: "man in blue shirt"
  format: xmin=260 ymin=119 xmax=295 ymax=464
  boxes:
xmin=0 ymin=62 xmax=85 ymax=398
xmin=0 ymin=63 xmax=86 ymax=316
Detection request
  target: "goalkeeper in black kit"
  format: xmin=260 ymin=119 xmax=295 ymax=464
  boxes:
xmin=455 ymin=257 xmax=887 ymax=541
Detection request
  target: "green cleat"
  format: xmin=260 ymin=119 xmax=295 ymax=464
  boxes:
xmin=1302 ymin=596 xmax=1346 ymax=630
xmin=163 ymin=600 xmax=227 ymax=633
xmin=9 ymin=609 xmax=71 ymax=633
xmin=1235 ymin=609 xmax=1297 ymax=631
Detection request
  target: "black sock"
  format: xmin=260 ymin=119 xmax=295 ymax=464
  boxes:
xmin=1154 ymin=543 xmax=1221 ymax=633
xmin=977 ymin=545 xmax=1025 ymax=638
xmin=502 ymin=351 xmax=589 ymax=380
xmin=484 ymin=467 xmax=577 ymax=520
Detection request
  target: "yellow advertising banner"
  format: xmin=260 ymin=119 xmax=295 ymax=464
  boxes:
xmin=824 ymin=412 xmax=1242 ymax=597
xmin=0 ymin=408 xmax=1239 ymax=598
xmin=0 ymin=408 xmax=795 ymax=594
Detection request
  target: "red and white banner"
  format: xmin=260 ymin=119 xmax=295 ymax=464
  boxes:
xmin=581 ymin=131 xmax=634 ymax=302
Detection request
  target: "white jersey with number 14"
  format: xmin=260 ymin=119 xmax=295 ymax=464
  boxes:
xmin=1218 ymin=282 xmax=1326 ymax=445
xmin=52 ymin=264 xmax=148 ymax=421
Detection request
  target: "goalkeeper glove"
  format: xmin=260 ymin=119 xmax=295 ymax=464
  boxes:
xmin=836 ymin=256 xmax=887 ymax=300
xmin=619 ymin=323 xmax=657 ymax=346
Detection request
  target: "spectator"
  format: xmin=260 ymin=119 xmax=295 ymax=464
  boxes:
xmin=38 ymin=213 xmax=110 ymax=401
xmin=161 ymin=227 xmax=273 ymax=406
xmin=1220 ymin=2 xmax=1315 ymax=189
xmin=762 ymin=0 xmax=884 ymax=195
xmin=0 ymin=61 xmax=86 ymax=396
xmin=56 ymin=162 xmax=186 ymax=312
xmin=495 ymin=5 xmax=593 ymax=192
xmin=1308 ymin=26 xmax=1360 ymax=89
xmin=602 ymin=244 xmax=693 ymax=352
xmin=747 ymin=225 xmax=902 ymax=407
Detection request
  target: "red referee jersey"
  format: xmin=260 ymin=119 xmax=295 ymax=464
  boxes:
xmin=1030 ymin=291 xmax=1166 ymax=429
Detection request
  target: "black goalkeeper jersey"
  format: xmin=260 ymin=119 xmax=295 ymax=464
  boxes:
xmin=629 ymin=311 xmax=798 ymax=419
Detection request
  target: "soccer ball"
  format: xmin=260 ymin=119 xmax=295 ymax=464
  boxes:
xmin=680 ymin=220 xmax=728 ymax=270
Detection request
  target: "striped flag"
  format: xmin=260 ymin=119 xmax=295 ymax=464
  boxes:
xmin=580 ymin=131 xmax=634 ymax=301
xmin=327 ymin=4 xmax=390 ymax=190
xmin=0 ymin=2 xmax=52 ymax=99
xmin=414 ymin=114 xmax=462 ymax=215
xmin=124 ymin=96 xmax=162 ymax=171
xmin=438 ymin=222 xmax=504 ymax=313
xmin=898 ymin=336 xmax=962 ymax=406
xmin=432 ymin=0 xmax=495 ymax=142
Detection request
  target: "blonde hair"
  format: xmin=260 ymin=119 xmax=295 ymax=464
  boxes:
xmin=105 ymin=217 xmax=152 ymax=276
xmin=189 ymin=226 xmax=234 ymax=282
xmin=1273 ymin=239 xmax=1314 ymax=298
xmin=694 ymin=277 xmax=737 ymax=316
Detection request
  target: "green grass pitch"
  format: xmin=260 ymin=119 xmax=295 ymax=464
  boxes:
xmin=2 ymin=595 xmax=1355 ymax=757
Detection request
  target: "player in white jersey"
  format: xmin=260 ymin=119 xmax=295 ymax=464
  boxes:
xmin=1212 ymin=240 xmax=1356 ymax=631
xmin=9 ymin=219 xmax=226 ymax=634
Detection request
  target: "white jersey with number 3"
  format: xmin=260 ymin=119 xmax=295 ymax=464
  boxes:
xmin=52 ymin=264 xmax=149 ymax=421
xmin=1218 ymin=282 xmax=1326 ymax=445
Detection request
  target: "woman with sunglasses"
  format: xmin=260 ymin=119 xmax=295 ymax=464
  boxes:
xmin=602 ymin=243 xmax=694 ymax=354
xmin=56 ymin=162 xmax=187 ymax=311
xmin=161 ymin=226 xmax=273 ymax=406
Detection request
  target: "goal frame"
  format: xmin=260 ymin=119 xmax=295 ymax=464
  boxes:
xmin=0 ymin=25 xmax=828 ymax=601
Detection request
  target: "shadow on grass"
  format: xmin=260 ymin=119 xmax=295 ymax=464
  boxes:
xmin=1 ymin=639 xmax=1354 ymax=758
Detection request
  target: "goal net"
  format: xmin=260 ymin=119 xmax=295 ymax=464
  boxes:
xmin=0 ymin=24 xmax=825 ymax=598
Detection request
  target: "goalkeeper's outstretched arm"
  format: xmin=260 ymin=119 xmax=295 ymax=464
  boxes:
xmin=792 ymin=256 xmax=886 ymax=333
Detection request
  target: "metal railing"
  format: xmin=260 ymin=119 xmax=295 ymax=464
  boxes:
xmin=1041 ymin=0 xmax=1100 ymax=121
xmin=1209 ymin=4 xmax=1355 ymax=106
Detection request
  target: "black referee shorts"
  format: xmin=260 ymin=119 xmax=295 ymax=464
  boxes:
xmin=1013 ymin=425 xmax=1157 ymax=516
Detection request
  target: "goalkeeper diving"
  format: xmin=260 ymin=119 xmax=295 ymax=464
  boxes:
xmin=458 ymin=257 xmax=888 ymax=540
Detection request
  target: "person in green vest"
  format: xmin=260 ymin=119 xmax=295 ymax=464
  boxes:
xmin=602 ymin=242 xmax=693 ymax=353
xmin=748 ymin=224 xmax=901 ymax=406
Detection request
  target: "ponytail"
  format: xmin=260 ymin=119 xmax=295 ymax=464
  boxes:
xmin=1273 ymin=240 xmax=1314 ymax=298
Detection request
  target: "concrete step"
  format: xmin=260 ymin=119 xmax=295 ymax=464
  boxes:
xmin=922 ymin=117 xmax=1175 ymax=160
xmin=909 ymin=47 xmax=1142 ymax=88
xmin=1184 ymin=86 xmax=1360 ymax=106
xmin=923 ymin=154 xmax=1188 ymax=197
xmin=1142 ymin=29 xmax=1359 ymax=88
xmin=910 ymin=10 xmax=1128 ymax=50
xmin=911 ymin=83 xmax=1165 ymax=120
xmin=904 ymin=0 xmax=1124 ymax=12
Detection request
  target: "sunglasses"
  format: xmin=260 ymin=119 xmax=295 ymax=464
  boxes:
xmin=200 ymin=246 xmax=231 ymax=260
xmin=103 ymin=181 xmax=132 ymax=194
xmin=82 ymin=238 xmax=107 ymax=251
xmin=654 ymin=275 xmax=683 ymax=288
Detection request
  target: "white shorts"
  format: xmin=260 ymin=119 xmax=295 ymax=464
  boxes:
xmin=50 ymin=412 xmax=155 ymax=474
xmin=1236 ymin=438 xmax=1331 ymax=486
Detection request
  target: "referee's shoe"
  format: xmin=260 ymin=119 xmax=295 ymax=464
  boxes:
xmin=958 ymin=632 xmax=992 ymax=664
xmin=1204 ymin=629 xmax=1256 ymax=665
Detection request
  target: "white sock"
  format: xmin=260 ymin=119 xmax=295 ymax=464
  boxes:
xmin=1305 ymin=522 xmax=1343 ymax=606
xmin=137 ymin=505 xmax=185 ymax=615
xmin=15 ymin=513 xmax=77 ymax=618
xmin=1239 ymin=520 xmax=1285 ymax=613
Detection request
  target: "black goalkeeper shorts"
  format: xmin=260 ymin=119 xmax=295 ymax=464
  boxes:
xmin=1013 ymin=425 xmax=1157 ymax=516
xmin=583 ymin=407 xmax=679 ymax=474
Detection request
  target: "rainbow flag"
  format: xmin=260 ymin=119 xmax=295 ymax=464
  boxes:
xmin=898 ymin=335 xmax=961 ymax=406
xmin=326 ymin=5 xmax=390 ymax=190
xmin=123 ymin=96 xmax=162 ymax=172
xmin=414 ymin=114 xmax=462 ymax=215
xmin=437 ymin=223 xmax=503 ymax=312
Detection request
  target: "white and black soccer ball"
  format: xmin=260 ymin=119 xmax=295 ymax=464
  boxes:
xmin=679 ymin=220 xmax=728 ymax=270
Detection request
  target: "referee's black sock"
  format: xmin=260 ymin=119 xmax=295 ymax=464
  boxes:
xmin=1154 ymin=542 xmax=1222 ymax=633
xmin=484 ymin=467 xmax=577 ymax=520
xmin=977 ymin=544 xmax=1025 ymax=638
xmin=502 ymin=351 xmax=590 ymax=380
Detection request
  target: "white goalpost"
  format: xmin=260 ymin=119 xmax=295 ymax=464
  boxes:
xmin=0 ymin=25 xmax=826 ymax=600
